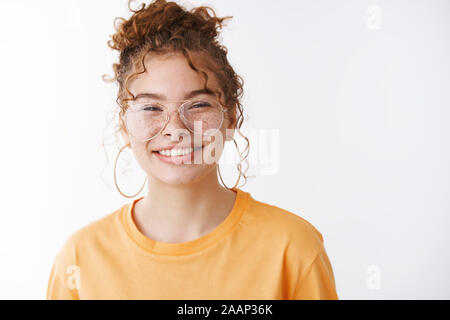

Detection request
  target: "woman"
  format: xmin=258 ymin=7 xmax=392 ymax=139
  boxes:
xmin=46 ymin=0 xmax=338 ymax=300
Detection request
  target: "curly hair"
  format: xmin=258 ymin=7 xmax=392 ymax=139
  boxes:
xmin=102 ymin=0 xmax=250 ymax=187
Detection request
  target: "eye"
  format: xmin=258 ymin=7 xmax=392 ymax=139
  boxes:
xmin=142 ymin=104 xmax=164 ymax=112
xmin=189 ymin=102 xmax=212 ymax=109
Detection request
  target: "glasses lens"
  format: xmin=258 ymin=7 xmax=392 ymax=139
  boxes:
xmin=125 ymin=103 xmax=167 ymax=141
xmin=182 ymin=99 xmax=224 ymax=135
xmin=124 ymin=98 xmax=225 ymax=141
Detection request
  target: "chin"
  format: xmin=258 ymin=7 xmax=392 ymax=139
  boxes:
xmin=151 ymin=167 xmax=206 ymax=186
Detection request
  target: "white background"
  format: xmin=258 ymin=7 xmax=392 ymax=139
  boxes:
xmin=0 ymin=0 xmax=449 ymax=299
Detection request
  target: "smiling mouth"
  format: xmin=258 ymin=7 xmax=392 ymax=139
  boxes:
xmin=152 ymin=146 xmax=203 ymax=157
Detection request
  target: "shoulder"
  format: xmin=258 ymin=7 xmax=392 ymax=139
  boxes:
xmin=54 ymin=204 xmax=127 ymax=262
xmin=244 ymin=192 xmax=325 ymax=256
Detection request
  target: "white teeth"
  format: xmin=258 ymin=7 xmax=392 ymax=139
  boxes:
xmin=158 ymin=147 xmax=196 ymax=157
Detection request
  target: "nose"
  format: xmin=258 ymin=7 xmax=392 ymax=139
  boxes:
xmin=161 ymin=108 xmax=190 ymax=142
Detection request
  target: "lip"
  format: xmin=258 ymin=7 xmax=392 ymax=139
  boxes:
xmin=152 ymin=145 xmax=203 ymax=165
xmin=152 ymin=144 xmax=202 ymax=152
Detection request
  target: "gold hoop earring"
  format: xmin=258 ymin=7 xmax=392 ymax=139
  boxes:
xmin=114 ymin=143 xmax=147 ymax=198
xmin=217 ymin=138 xmax=243 ymax=191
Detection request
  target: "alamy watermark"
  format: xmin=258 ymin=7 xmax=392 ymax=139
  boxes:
xmin=366 ymin=264 xmax=381 ymax=290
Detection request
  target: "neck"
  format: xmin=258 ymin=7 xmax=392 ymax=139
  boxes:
xmin=134 ymin=168 xmax=237 ymax=243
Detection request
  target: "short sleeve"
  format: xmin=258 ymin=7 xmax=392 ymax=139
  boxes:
xmin=291 ymin=244 xmax=339 ymax=300
xmin=46 ymin=240 xmax=81 ymax=300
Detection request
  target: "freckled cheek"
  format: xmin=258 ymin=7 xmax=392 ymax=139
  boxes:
xmin=202 ymin=131 xmax=226 ymax=161
xmin=127 ymin=141 xmax=153 ymax=165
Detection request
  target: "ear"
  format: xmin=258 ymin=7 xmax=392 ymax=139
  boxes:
xmin=119 ymin=118 xmax=131 ymax=146
xmin=225 ymin=112 xmax=237 ymax=142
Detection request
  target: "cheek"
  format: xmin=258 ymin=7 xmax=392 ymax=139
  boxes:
xmin=202 ymin=130 xmax=226 ymax=164
xmin=129 ymin=141 xmax=152 ymax=168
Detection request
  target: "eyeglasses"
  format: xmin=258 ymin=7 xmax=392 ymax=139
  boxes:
xmin=121 ymin=97 xmax=228 ymax=142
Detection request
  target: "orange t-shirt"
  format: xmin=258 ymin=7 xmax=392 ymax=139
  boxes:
xmin=46 ymin=188 xmax=338 ymax=300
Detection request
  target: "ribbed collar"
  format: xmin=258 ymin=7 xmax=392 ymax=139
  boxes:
xmin=121 ymin=188 xmax=250 ymax=256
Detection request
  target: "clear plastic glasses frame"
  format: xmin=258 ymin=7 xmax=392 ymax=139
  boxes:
xmin=121 ymin=99 xmax=229 ymax=142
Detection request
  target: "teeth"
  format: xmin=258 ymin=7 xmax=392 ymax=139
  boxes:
xmin=158 ymin=147 xmax=196 ymax=157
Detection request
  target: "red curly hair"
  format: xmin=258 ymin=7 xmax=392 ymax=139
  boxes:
xmin=102 ymin=0 xmax=249 ymax=186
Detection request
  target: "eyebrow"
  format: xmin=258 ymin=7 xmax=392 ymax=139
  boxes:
xmin=134 ymin=88 xmax=215 ymax=101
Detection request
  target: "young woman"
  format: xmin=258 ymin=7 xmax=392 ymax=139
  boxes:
xmin=47 ymin=0 xmax=338 ymax=300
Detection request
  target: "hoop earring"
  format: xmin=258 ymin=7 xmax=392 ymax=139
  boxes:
xmin=114 ymin=143 xmax=147 ymax=198
xmin=217 ymin=138 xmax=243 ymax=191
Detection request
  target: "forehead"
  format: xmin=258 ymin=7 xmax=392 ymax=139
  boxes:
xmin=128 ymin=52 xmax=222 ymax=99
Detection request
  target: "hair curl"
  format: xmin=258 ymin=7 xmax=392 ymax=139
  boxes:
xmin=102 ymin=0 xmax=250 ymax=187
